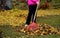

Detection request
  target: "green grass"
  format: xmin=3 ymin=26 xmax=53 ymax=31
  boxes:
xmin=0 ymin=15 xmax=60 ymax=38
xmin=37 ymin=15 xmax=60 ymax=28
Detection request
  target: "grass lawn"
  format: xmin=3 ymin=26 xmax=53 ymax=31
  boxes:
xmin=0 ymin=15 xmax=60 ymax=38
xmin=37 ymin=15 xmax=60 ymax=28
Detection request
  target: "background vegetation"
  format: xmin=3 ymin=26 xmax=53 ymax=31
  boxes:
xmin=11 ymin=0 xmax=60 ymax=9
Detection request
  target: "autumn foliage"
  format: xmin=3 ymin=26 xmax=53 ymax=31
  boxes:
xmin=17 ymin=23 xmax=60 ymax=35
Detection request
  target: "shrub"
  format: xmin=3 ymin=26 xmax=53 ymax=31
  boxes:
xmin=39 ymin=2 xmax=50 ymax=9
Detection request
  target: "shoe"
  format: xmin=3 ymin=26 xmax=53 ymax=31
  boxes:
xmin=25 ymin=24 xmax=28 ymax=27
xmin=24 ymin=24 xmax=28 ymax=30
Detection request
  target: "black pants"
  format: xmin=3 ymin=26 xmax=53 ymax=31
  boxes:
xmin=26 ymin=4 xmax=37 ymax=25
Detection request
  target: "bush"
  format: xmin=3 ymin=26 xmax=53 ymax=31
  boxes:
xmin=39 ymin=2 xmax=50 ymax=9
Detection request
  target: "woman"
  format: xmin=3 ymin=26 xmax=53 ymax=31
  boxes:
xmin=25 ymin=0 xmax=40 ymax=26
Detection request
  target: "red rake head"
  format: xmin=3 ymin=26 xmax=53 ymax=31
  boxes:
xmin=26 ymin=22 xmax=39 ymax=31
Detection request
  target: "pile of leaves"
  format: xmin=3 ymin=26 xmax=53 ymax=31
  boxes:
xmin=17 ymin=23 xmax=60 ymax=35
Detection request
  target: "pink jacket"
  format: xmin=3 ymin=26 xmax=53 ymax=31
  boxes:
xmin=28 ymin=0 xmax=40 ymax=5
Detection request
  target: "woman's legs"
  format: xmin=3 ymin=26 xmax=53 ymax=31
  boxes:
xmin=26 ymin=5 xmax=33 ymax=25
xmin=25 ymin=4 xmax=37 ymax=25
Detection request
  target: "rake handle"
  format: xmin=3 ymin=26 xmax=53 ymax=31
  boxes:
xmin=33 ymin=3 xmax=39 ymax=22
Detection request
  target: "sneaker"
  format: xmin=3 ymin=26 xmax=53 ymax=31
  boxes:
xmin=24 ymin=24 xmax=28 ymax=29
xmin=25 ymin=24 xmax=28 ymax=27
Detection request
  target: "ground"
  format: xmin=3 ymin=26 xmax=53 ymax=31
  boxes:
xmin=0 ymin=9 xmax=60 ymax=38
